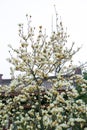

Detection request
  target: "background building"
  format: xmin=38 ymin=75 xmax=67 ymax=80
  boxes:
xmin=0 ymin=74 xmax=11 ymax=85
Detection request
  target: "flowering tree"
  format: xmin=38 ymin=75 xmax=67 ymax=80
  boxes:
xmin=0 ymin=12 xmax=87 ymax=130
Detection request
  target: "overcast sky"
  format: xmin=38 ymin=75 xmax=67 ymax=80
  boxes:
xmin=0 ymin=0 xmax=87 ymax=78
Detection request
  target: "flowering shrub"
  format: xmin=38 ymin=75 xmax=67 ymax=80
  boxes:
xmin=0 ymin=12 xmax=87 ymax=130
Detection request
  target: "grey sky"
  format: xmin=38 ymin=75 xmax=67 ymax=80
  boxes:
xmin=0 ymin=0 xmax=87 ymax=78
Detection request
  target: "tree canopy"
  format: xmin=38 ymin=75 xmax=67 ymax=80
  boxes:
xmin=0 ymin=12 xmax=87 ymax=130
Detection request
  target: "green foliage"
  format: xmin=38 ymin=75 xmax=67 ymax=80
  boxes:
xmin=83 ymin=72 xmax=87 ymax=80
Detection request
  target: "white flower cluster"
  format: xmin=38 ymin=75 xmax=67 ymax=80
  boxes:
xmin=0 ymin=13 xmax=87 ymax=130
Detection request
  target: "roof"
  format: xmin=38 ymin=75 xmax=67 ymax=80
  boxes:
xmin=0 ymin=74 xmax=11 ymax=85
